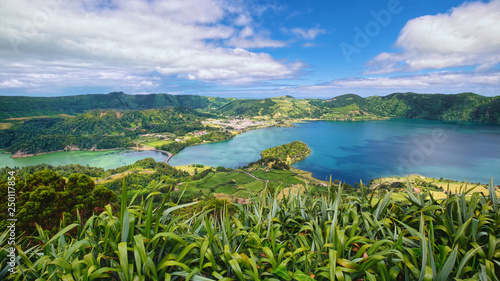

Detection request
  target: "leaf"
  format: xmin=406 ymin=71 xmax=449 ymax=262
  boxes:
xmin=435 ymin=246 xmax=458 ymax=281
xmin=421 ymin=205 xmax=442 ymax=213
xmin=118 ymin=242 xmax=130 ymax=281
xmin=488 ymin=178 xmax=497 ymax=211
xmin=453 ymin=217 xmax=472 ymax=245
xmin=292 ymin=270 xmax=315 ymax=281
xmin=272 ymin=264 xmax=291 ymax=281
xmin=455 ymin=247 xmax=480 ymax=278
xmin=42 ymin=224 xmax=78 ymax=249
xmin=121 ymin=209 xmax=130 ymax=243
xmin=51 ymin=258 xmax=72 ymax=272
xmin=374 ymin=190 xmax=393 ymax=219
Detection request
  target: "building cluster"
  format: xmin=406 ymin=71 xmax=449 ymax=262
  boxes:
xmin=192 ymin=130 xmax=208 ymax=137
xmin=202 ymin=118 xmax=268 ymax=130
xmin=140 ymin=133 xmax=170 ymax=140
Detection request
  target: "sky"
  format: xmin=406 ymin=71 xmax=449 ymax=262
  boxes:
xmin=1 ymin=0 xmax=500 ymax=98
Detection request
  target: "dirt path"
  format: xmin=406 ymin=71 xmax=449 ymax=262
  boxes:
xmin=238 ymin=170 xmax=269 ymax=182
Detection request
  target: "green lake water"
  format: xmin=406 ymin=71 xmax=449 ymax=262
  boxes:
xmin=0 ymin=149 xmax=166 ymax=170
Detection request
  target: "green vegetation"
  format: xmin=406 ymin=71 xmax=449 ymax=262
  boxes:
xmin=3 ymin=92 xmax=500 ymax=125
xmin=0 ymin=107 xmax=209 ymax=155
xmin=0 ymin=163 xmax=106 ymax=179
xmin=260 ymin=140 xmax=311 ymax=164
xmin=1 ymin=176 xmax=499 ymax=280
xmin=219 ymin=92 xmax=500 ymax=123
xmin=157 ymin=131 xmax=233 ymax=154
xmin=371 ymin=174 xmax=500 ymax=200
xmin=1 ymin=92 xmax=500 ymax=155
xmin=172 ymin=166 xmax=322 ymax=203
xmin=0 ymin=170 xmax=116 ymax=235
xmin=0 ymin=92 xmax=232 ymax=119
xmin=1 ymin=92 xmax=500 ymax=279
xmin=318 ymin=92 xmax=500 ymax=122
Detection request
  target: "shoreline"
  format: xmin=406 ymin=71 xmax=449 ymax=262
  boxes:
xmin=4 ymin=117 xmax=377 ymax=159
xmin=369 ymin=174 xmax=495 ymax=189
xmin=10 ymin=147 xmax=121 ymax=158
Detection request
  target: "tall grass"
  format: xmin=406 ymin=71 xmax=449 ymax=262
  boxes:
xmin=1 ymin=177 xmax=499 ymax=280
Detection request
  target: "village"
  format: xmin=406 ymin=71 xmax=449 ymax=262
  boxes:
xmin=202 ymin=118 xmax=275 ymax=130
xmin=140 ymin=130 xmax=209 ymax=142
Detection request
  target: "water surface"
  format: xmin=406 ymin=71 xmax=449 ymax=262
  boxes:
xmin=170 ymin=119 xmax=500 ymax=184
xmin=0 ymin=150 xmax=166 ymax=170
xmin=1 ymin=119 xmax=498 ymax=184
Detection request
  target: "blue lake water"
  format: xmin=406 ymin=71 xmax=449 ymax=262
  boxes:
xmin=169 ymin=119 xmax=500 ymax=184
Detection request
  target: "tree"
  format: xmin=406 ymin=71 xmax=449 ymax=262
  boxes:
xmin=1 ymin=170 xmax=117 ymax=235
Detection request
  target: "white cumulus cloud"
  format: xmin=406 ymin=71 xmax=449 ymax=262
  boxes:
xmin=0 ymin=0 xmax=301 ymax=94
xmin=366 ymin=0 xmax=500 ymax=74
xmin=289 ymin=27 xmax=327 ymax=40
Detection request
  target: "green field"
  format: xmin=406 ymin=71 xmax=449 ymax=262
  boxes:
xmin=143 ymin=139 xmax=174 ymax=148
xmin=371 ymin=174 xmax=500 ymax=200
xmin=173 ymin=168 xmax=314 ymax=202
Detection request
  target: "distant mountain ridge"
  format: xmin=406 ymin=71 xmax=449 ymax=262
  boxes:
xmin=1 ymin=91 xmax=499 ymax=123
xmin=216 ymin=92 xmax=500 ymax=123
xmin=0 ymin=92 xmax=233 ymax=119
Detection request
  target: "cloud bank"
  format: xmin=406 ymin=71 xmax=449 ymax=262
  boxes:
xmin=0 ymin=0 xmax=302 ymax=93
xmin=366 ymin=0 xmax=500 ymax=74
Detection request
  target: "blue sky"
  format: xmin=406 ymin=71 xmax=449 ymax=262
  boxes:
xmin=1 ymin=0 xmax=499 ymax=98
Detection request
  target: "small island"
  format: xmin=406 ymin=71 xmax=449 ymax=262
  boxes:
xmin=260 ymin=140 xmax=311 ymax=165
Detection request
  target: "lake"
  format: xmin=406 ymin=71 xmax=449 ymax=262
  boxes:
xmin=1 ymin=119 xmax=499 ymax=184
xmin=0 ymin=149 xmax=166 ymax=170
xmin=169 ymin=119 xmax=500 ymax=184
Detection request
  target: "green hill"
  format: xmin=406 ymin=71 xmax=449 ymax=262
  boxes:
xmin=217 ymin=92 xmax=500 ymax=122
xmin=0 ymin=92 xmax=233 ymax=119
xmin=2 ymin=91 xmax=499 ymax=122
xmin=261 ymin=141 xmax=311 ymax=164
xmin=216 ymin=96 xmax=322 ymax=119
xmin=314 ymin=92 xmax=499 ymax=122
xmin=0 ymin=107 xmax=209 ymax=154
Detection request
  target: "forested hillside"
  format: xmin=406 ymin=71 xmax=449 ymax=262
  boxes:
xmin=0 ymin=92 xmax=232 ymax=119
xmin=218 ymin=92 xmax=500 ymax=122
xmin=0 ymin=107 xmax=209 ymax=154
xmin=1 ymin=92 xmax=499 ymax=122
xmin=1 ymin=92 xmax=500 ymax=155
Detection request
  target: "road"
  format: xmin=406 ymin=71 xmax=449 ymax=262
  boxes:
xmin=152 ymin=149 xmax=173 ymax=163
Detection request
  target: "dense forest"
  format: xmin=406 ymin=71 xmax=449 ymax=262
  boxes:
xmin=2 ymin=92 xmax=500 ymax=122
xmin=256 ymin=141 xmax=311 ymax=169
xmin=0 ymin=170 xmax=116 ymax=235
xmin=219 ymin=92 xmax=500 ymax=122
xmin=0 ymin=107 xmax=210 ymax=154
xmin=0 ymin=92 xmax=232 ymax=119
